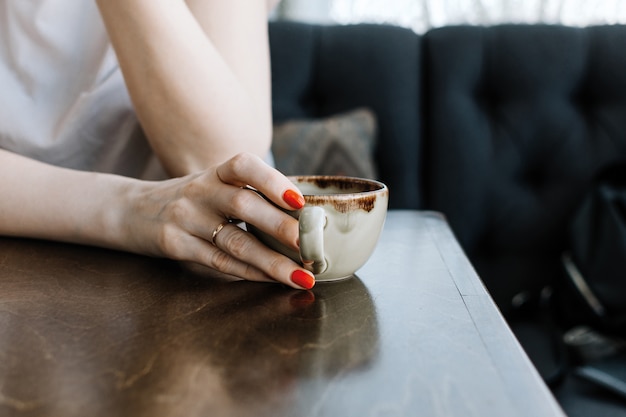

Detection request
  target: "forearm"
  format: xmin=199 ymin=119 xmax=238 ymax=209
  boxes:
xmin=0 ymin=150 xmax=136 ymax=251
xmin=96 ymin=0 xmax=273 ymax=177
xmin=0 ymin=149 xmax=315 ymax=289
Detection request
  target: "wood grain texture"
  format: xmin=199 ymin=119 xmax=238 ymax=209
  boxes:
xmin=0 ymin=211 xmax=564 ymax=417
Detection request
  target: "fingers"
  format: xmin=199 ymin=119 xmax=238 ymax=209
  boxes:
xmin=153 ymin=152 xmax=315 ymax=290
xmin=215 ymin=186 xmax=300 ymax=250
xmin=178 ymin=222 xmax=315 ymax=290
xmin=170 ymin=231 xmax=273 ymax=283
xmin=212 ymin=223 xmax=315 ymax=289
xmin=213 ymin=152 xmax=304 ymax=250
xmin=216 ymin=152 xmax=305 ymax=211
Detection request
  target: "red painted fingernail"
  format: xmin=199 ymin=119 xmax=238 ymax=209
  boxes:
xmin=283 ymin=189 xmax=305 ymax=210
xmin=291 ymin=270 xmax=315 ymax=290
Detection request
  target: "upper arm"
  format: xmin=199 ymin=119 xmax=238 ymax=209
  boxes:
xmin=95 ymin=0 xmax=276 ymax=173
xmin=184 ymin=0 xmax=273 ymax=113
xmin=267 ymin=0 xmax=282 ymax=13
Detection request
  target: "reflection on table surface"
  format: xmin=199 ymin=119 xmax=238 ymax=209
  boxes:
xmin=0 ymin=211 xmax=566 ymax=417
xmin=0 ymin=238 xmax=379 ymax=417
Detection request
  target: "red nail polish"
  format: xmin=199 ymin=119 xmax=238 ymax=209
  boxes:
xmin=283 ymin=189 xmax=305 ymax=210
xmin=291 ymin=270 xmax=315 ymax=289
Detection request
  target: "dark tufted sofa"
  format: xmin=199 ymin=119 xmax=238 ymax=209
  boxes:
xmin=269 ymin=21 xmax=626 ymax=416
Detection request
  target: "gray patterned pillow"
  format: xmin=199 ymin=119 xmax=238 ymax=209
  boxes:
xmin=271 ymin=108 xmax=378 ymax=179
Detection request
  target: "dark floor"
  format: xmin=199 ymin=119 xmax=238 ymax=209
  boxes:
xmin=512 ymin=320 xmax=626 ymax=416
xmin=554 ymin=376 xmax=626 ymax=417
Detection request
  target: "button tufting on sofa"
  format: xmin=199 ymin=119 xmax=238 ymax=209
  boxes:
xmin=269 ymin=21 xmax=626 ymax=416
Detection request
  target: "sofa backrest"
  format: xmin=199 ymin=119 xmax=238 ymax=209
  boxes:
xmin=269 ymin=21 xmax=422 ymax=209
xmin=269 ymin=21 xmax=626 ymax=310
xmin=423 ymin=25 xmax=626 ymax=308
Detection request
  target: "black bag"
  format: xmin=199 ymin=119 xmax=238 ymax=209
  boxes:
xmin=511 ymin=163 xmax=626 ymax=393
xmin=559 ymin=162 xmax=626 ymax=335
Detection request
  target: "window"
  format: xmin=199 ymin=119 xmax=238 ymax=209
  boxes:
xmin=276 ymin=0 xmax=626 ymax=33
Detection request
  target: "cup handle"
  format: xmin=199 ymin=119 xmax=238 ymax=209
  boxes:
xmin=299 ymin=206 xmax=328 ymax=274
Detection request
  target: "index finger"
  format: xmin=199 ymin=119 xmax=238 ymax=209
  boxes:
xmin=216 ymin=152 xmax=304 ymax=211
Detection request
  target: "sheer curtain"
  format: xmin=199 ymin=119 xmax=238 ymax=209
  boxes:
xmin=277 ymin=0 xmax=626 ymax=32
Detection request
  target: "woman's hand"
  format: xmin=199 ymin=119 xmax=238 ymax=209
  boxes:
xmin=0 ymin=150 xmax=313 ymax=289
xmin=126 ymin=152 xmax=315 ymax=289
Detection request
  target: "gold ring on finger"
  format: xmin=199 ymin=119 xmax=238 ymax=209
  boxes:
xmin=210 ymin=221 xmax=229 ymax=246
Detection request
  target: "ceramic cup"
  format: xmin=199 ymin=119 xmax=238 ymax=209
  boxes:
xmin=247 ymin=176 xmax=389 ymax=281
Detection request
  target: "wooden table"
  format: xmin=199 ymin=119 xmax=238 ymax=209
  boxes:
xmin=0 ymin=211 xmax=564 ymax=417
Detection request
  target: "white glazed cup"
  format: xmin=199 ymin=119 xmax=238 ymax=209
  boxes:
xmin=247 ymin=176 xmax=389 ymax=281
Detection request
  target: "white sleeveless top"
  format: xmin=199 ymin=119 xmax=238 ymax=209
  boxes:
xmin=0 ymin=1 xmax=165 ymax=179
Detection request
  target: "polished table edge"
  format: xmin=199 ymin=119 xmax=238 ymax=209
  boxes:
xmin=392 ymin=210 xmax=566 ymax=417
